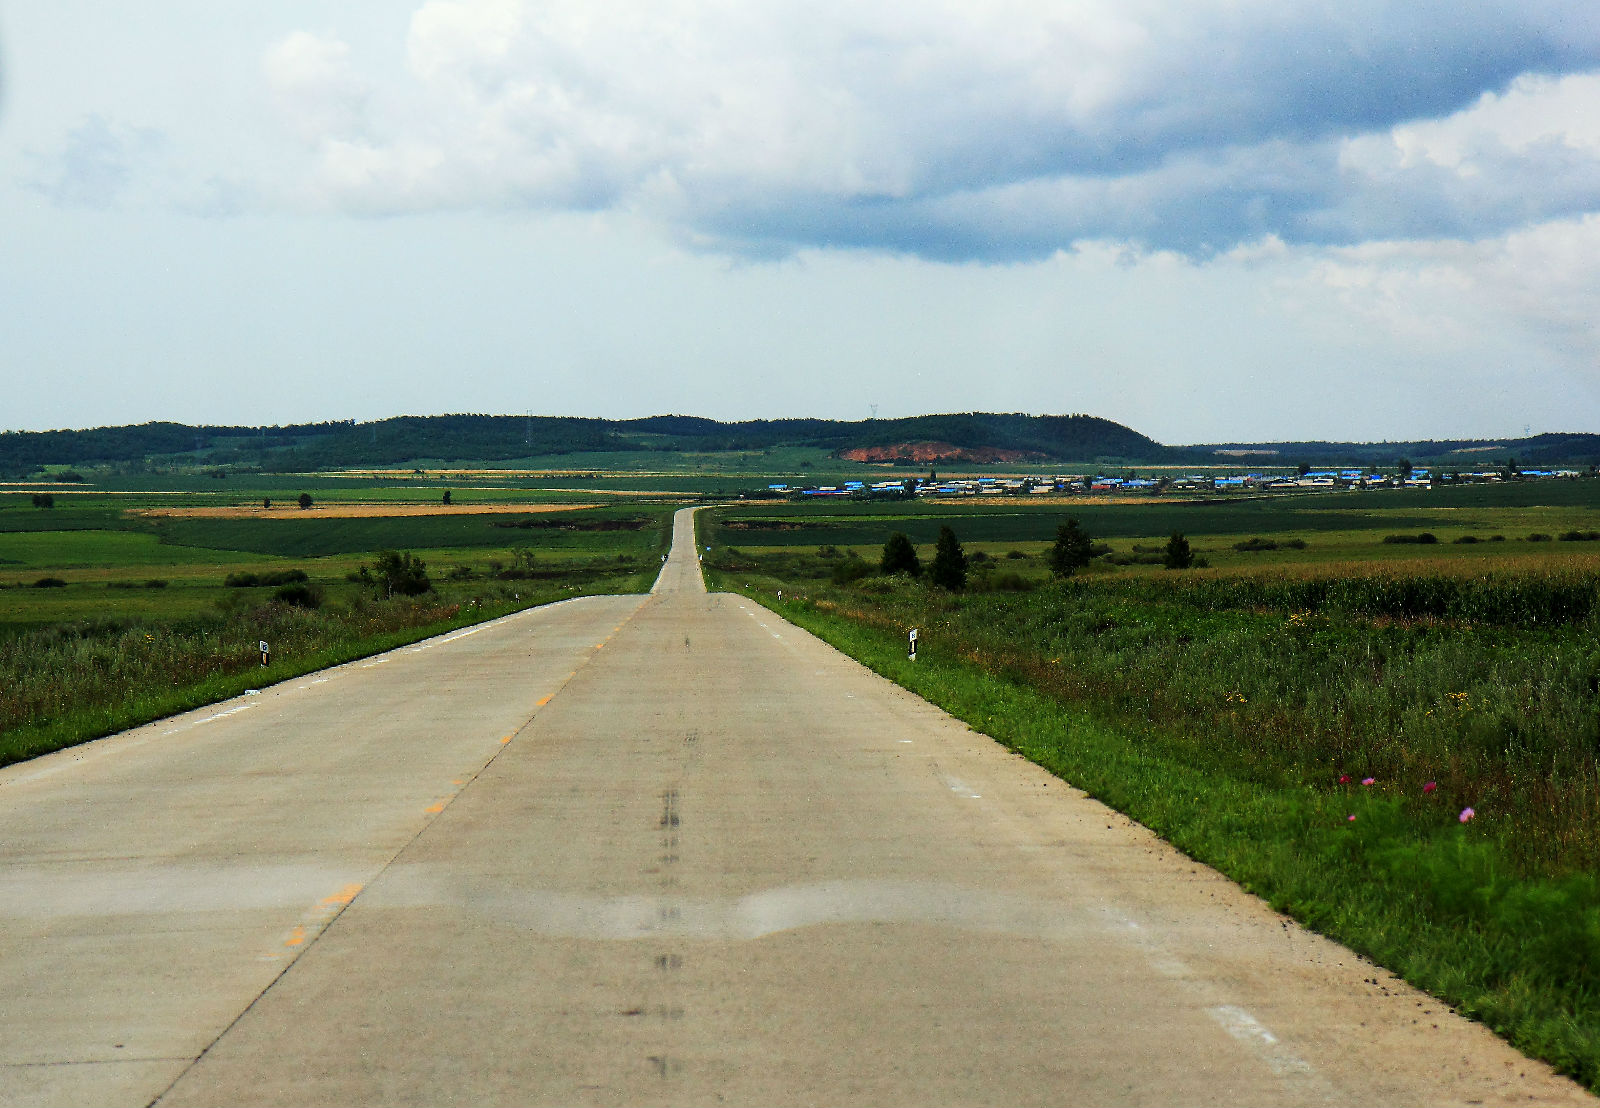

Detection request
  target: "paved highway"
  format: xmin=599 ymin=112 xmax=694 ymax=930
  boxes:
xmin=0 ymin=508 xmax=1589 ymax=1106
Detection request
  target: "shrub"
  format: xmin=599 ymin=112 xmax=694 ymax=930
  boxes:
xmin=367 ymin=550 xmax=432 ymax=596
xmin=30 ymin=493 xmax=54 ymax=509
xmin=1234 ymin=537 xmax=1279 ymax=552
xmin=272 ymin=582 xmax=323 ymax=609
xmin=1164 ymin=531 xmax=1194 ymax=570
xmin=991 ymin=571 xmax=1032 ymax=592
xmin=1383 ymin=533 xmax=1439 ymax=544
xmin=225 ymin=569 xmax=308 ymax=588
xmin=1528 ymin=533 xmax=1553 ymax=542
xmin=1005 ymin=550 xmax=1028 ymax=560
xmin=33 ymin=577 xmax=67 ymax=588
xmin=297 ymin=492 xmax=314 ymax=510
xmin=1051 ymin=518 xmax=1094 ymax=577
xmin=144 ymin=579 xmax=168 ymax=589
xmin=1283 ymin=539 xmax=1307 ymax=549
xmin=831 ymin=557 xmax=874 ymax=586
xmin=880 ymin=532 xmax=921 ymax=576
xmin=1558 ymin=530 xmax=1600 ymax=542
xmin=1454 ymin=535 xmax=1480 ymax=544
xmin=930 ymin=526 xmax=968 ymax=591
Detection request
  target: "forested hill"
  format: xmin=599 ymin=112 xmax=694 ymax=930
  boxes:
xmin=0 ymin=413 xmax=1168 ymax=470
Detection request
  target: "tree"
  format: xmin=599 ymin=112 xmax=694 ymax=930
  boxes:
xmin=262 ymin=498 xmax=271 ymax=509
xmin=1397 ymin=459 xmax=1413 ymax=481
xmin=31 ymin=493 xmax=53 ymax=509
xmin=1164 ymin=531 xmax=1194 ymax=570
xmin=1050 ymin=518 xmax=1093 ymax=577
xmin=929 ymin=526 xmax=967 ymax=590
xmin=880 ymin=532 xmax=921 ymax=576
xmin=367 ymin=550 xmax=432 ymax=597
xmin=442 ymin=489 xmax=452 ymax=505
xmin=297 ymin=491 xmax=314 ymax=510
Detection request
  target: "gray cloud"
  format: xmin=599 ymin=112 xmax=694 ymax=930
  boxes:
xmin=246 ymin=2 xmax=1600 ymax=258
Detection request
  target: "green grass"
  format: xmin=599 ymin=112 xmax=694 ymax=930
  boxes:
xmin=704 ymin=508 xmax=1600 ymax=1090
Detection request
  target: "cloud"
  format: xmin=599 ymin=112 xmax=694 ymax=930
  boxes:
xmin=24 ymin=114 xmax=165 ymax=209
xmin=255 ymin=1 xmax=1600 ymax=258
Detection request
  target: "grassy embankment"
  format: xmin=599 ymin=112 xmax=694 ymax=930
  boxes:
xmin=702 ymin=493 xmax=1600 ymax=1088
xmin=0 ymin=498 xmax=672 ymax=768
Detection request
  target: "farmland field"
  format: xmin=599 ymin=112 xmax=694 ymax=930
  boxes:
xmin=0 ymin=480 xmax=674 ymax=765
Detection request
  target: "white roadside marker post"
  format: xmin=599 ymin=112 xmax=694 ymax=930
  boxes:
xmin=909 ymin=628 xmax=918 ymax=661
xmin=259 ymin=640 xmax=270 ymax=667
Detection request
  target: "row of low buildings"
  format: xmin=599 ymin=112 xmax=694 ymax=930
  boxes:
xmin=766 ymin=467 xmax=1588 ymax=499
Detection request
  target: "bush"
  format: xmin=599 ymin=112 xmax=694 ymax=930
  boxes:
xmin=367 ymin=550 xmax=432 ymax=596
xmin=1528 ymin=533 xmax=1553 ymax=542
xmin=33 ymin=577 xmax=67 ymax=588
xmin=1051 ymin=519 xmax=1094 ymax=577
xmin=225 ymin=569 xmax=308 ymax=588
xmin=1558 ymin=530 xmax=1600 ymax=542
xmin=297 ymin=492 xmax=314 ymax=510
xmin=272 ymin=582 xmax=323 ymax=609
xmin=1383 ymin=533 xmax=1439 ymax=544
xmin=1163 ymin=531 xmax=1194 ymax=570
xmin=1454 ymin=535 xmax=1480 ymax=544
xmin=831 ymin=558 xmax=875 ymax=585
xmin=30 ymin=493 xmax=54 ymax=509
xmin=144 ymin=579 xmax=168 ymax=589
xmin=1234 ymin=537 xmax=1279 ymax=552
xmin=1283 ymin=538 xmax=1307 ymax=549
xmin=1005 ymin=550 xmax=1028 ymax=560
xmin=930 ymin=526 xmax=968 ymax=590
xmin=880 ymin=532 xmax=921 ymax=576
xmin=991 ymin=571 xmax=1032 ymax=592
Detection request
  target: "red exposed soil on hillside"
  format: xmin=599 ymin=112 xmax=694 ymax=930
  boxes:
xmin=837 ymin=441 xmax=1046 ymax=464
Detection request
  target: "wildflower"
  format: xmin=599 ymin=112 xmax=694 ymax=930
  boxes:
xmin=1361 ymin=777 xmax=1376 ymax=786
xmin=1459 ymin=807 xmax=1476 ymax=823
xmin=1338 ymin=774 xmax=1351 ymax=784
xmin=1423 ymin=781 xmax=1438 ymax=794
xmin=1347 ymin=814 xmax=1357 ymax=822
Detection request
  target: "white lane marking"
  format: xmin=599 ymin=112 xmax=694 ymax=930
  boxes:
xmin=1207 ymin=1006 xmax=1329 ymax=1093
xmin=898 ymin=739 xmax=913 ymax=744
xmin=941 ymin=773 xmax=982 ymax=799
xmin=161 ymin=703 xmax=256 ymax=736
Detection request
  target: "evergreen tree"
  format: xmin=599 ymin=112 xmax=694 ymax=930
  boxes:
xmin=880 ymin=532 xmax=921 ymax=576
xmin=1164 ymin=531 xmax=1194 ymax=570
xmin=1050 ymin=518 xmax=1093 ymax=577
xmin=930 ymin=525 xmax=967 ymax=590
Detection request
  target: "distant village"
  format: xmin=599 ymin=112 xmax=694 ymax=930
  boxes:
xmin=769 ymin=464 xmax=1591 ymax=499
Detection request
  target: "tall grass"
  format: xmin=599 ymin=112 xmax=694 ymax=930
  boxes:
xmin=0 ymin=565 xmax=656 ymax=769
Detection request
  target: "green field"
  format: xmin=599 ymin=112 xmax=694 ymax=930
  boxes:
xmin=0 ymin=480 xmax=674 ymax=764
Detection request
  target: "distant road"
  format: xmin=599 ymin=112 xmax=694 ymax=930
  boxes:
xmin=0 ymin=509 xmax=1587 ymax=1106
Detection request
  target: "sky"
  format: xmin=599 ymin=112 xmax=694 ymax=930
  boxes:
xmin=2 ymin=2 xmax=1598 ymax=445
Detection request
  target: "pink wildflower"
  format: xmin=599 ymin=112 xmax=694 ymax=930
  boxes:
xmin=1361 ymin=777 xmax=1376 ymax=786
xmin=1423 ymin=781 xmax=1438 ymax=794
xmin=1347 ymin=814 xmax=1357 ymax=822
xmin=1459 ymin=807 xmax=1476 ymax=823
xmin=1338 ymin=774 xmax=1351 ymax=784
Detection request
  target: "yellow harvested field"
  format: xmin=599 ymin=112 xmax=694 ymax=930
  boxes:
xmin=132 ymin=502 xmax=599 ymax=520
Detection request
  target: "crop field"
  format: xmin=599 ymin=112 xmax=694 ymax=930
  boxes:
xmin=0 ymin=481 xmax=673 ymax=766
xmin=701 ymin=481 xmax=1600 ymax=1089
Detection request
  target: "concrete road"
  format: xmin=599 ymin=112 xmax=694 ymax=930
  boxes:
xmin=1 ymin=508 xmax=1589 ymax=1106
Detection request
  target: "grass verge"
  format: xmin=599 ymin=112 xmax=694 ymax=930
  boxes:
xmin=0 ymin=567 xmax=656 ymax=770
